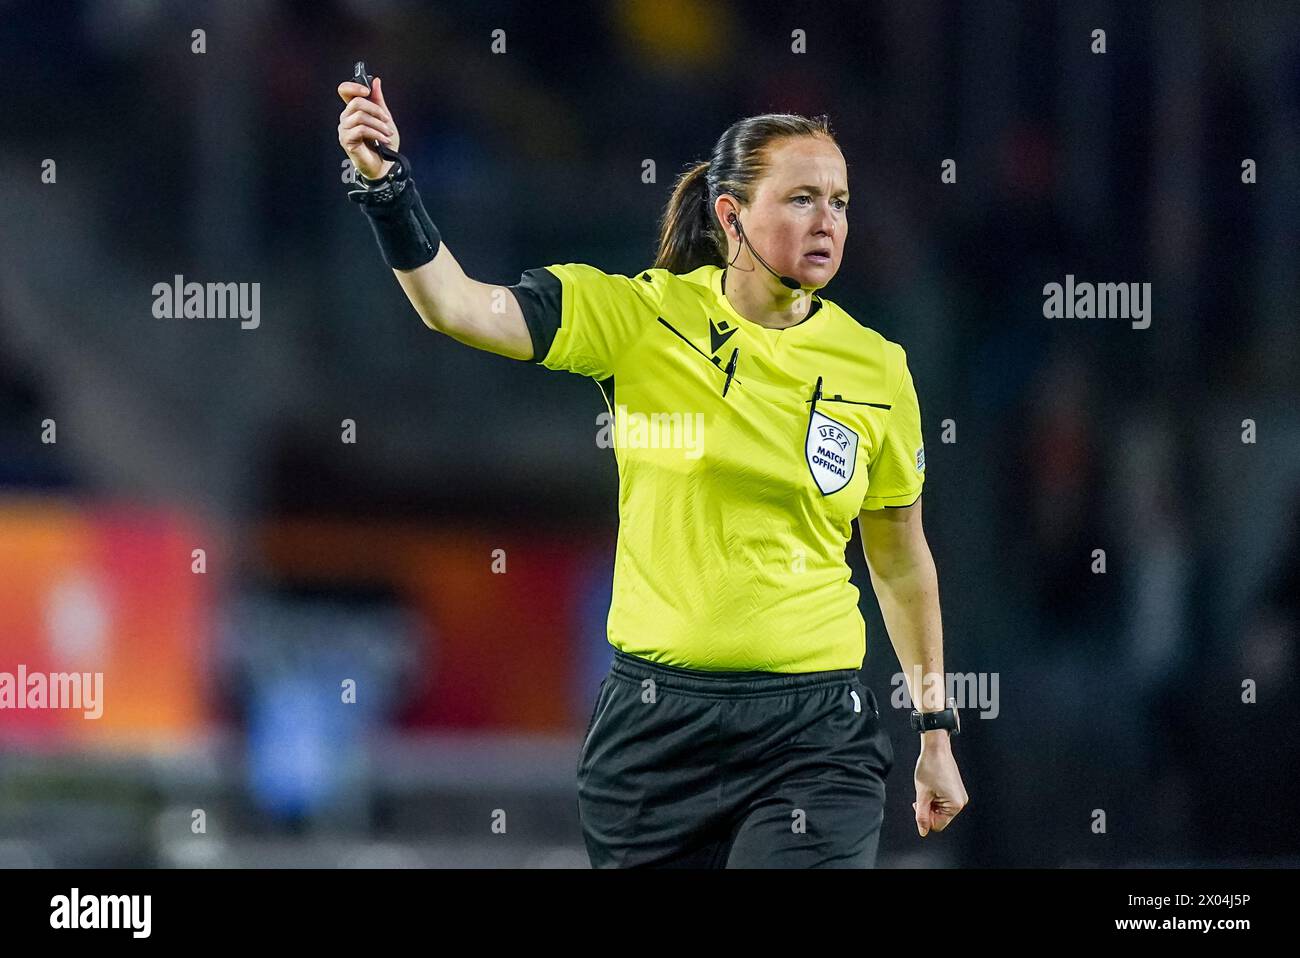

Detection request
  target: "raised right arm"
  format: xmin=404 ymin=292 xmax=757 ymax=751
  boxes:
xmin=338 ymin=75 xmax=535 ymax=361
xmin=393 ymin=243 xmax=534 ymax=361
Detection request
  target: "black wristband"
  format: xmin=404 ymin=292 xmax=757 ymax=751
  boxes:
xmin=349 ymin=176 xmax=442 ymax=271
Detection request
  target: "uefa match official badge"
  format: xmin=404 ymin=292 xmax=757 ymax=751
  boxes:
xmin=805 ymin=409 xmax=859 ymax=495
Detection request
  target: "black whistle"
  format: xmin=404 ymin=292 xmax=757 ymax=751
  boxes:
xmin=352 ymin=60 xmax=373 ymax=94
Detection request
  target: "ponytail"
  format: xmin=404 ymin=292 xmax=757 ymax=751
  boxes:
xmin=654 ymin=161 xmax=724 ymax=274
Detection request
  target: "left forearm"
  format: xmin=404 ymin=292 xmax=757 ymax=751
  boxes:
xmin=869 ymin=547 xmax=947 ymax=715
xmin=859 ymin=500 xmax=957 ymax=755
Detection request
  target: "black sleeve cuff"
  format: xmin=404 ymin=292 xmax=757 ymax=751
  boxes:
xmin=884 ymin=489 xmax=923 ymax=508
xmin=508 ymin=267 xmax=563 ymax=365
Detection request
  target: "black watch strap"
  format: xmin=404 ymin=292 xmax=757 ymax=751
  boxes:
xmin=910 ymin=697 xmax=960 ymax=735
xmin=348 ymin=148 xmax=413 ymax=205
xmin=358 ymin=144 xmax=407 ymax=187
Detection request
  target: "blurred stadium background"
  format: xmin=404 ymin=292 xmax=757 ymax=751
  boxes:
xmin=1 ymin=0 xmax=1298 ymax=867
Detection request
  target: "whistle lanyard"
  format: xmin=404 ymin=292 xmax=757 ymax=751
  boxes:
xmin=722 ymin=347 xmax=740 ymax=397
xmin=806 ymin=374 xmax=824 ymax=431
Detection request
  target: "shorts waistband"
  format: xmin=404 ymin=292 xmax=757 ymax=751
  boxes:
xmin=610 ymin=648 xmax=860 ymax=697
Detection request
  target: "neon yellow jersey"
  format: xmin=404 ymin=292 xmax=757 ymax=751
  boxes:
xmin=509 ymin=263 xmax=925 ymax=672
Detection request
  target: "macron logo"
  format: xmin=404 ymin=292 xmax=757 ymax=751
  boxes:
xmin=50 ymin=888 xmax=151 ymax=939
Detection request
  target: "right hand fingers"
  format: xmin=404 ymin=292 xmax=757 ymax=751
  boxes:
xmin=338 ymin=97 xmax=392 ymax=130
xmin=339 ymin=119 xmax=391 ymax=154
xmin=336 ymin=78 xmax=398 ymax=179
xmin=337 ymin=80 xmax=371 ymax=103
xmin=339 ymin=110 xmax=394 ymax=142
xmin=339 ymin=123 xmax=389 ymax=176
xmin=340 ymin=96 xmax=390 ymax=122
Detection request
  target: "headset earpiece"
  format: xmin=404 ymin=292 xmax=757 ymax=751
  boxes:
xmin=722 ymin=207 xmax=800 ymax=291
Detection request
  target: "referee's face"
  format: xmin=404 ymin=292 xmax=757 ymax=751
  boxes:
xmin=746 ymin=136 xmax=849 ymax=290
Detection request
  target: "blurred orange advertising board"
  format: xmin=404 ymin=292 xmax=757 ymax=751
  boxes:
xmin=257 ymin=518 xmax=607 ymax=732
xmin=0 ymin=496 xmax=214 ymax=747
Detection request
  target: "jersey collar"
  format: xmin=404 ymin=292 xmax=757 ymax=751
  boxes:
xmin=713 ymin=266 xmax=831 ymax=343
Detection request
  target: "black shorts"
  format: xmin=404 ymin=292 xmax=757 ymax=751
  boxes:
xmin=577 ymin=648 xmax=895 ymax=868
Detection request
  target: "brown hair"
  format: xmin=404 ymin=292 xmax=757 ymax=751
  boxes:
xmin=654 ymin=113 xmax=836 ymax=274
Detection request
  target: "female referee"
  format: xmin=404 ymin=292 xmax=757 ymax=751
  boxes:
xmin=338 ymin=74 xmax=968 ymax=868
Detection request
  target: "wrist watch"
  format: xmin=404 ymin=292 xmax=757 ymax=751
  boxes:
xmin=348 ymin=153 xmax=410 ymax=205
xmin=360 ymin=155 xmax=404 ymax=189
xmin=910 ymin=696 xmax=960 ymax=736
